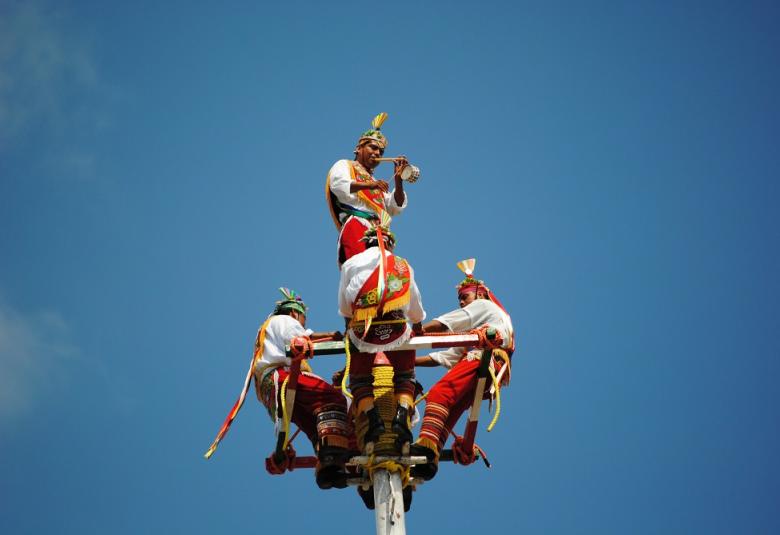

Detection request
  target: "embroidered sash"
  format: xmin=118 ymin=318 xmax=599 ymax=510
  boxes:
xmin=350 ymin=161 xmax=387 ymax=217
xmin=325 ymin=160 xmax=389 ymax=231
xmin=351 ymin=254 xmax=411 ymax=323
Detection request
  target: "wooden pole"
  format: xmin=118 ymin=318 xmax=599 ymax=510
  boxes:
xmin=460 ymin=348 xmax=492 ymax=456
xmin=374 ymin=469 xmax=406 ymax=535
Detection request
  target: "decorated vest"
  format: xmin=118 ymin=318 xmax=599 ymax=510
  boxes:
xmin=326 ymin=161 xmax=385 ymax=230
xmin=349 ymin=254 xmax=412 ymax=347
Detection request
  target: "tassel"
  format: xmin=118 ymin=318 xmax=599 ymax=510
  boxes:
xmin=383 ymin=291 xmax=411 ymax=313
xmin=353 ymin=307 xmax=379 ymax=322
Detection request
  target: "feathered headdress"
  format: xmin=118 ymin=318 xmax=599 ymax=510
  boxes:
xmin=456 ymin=258 xmax=486 ymax=294
xmin=358 ymin=112 xmax=389 ymax=149
xmin=455 ymin=258 xmax=511 ymax=319
xmin=272 ymin=287 xmax=307 ymax=315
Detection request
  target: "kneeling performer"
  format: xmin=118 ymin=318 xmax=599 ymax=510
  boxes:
xmin=253 ymin=288 xmax=350 ymax=489
xmin=412 ymin=259 xmax=514 ymax=481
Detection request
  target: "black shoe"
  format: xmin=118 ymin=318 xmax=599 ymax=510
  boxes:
xmin=316 ymin=446 xmax=348 ymax=489
xmin=391 ymin=405 xmax=413 ymax=453
xmin=364 ymin=408 xmax=386 ymax=451
xmin=409 ymin=444 xmax=438 ymax=481
xmin=402 ymin=485 xmax=413 ymax=512
xmin=318 ymin=445 xmax=348 ymax=466
xmin=357 ymin=485 xmax=375 ymax=510
xmin=316 ymin=464 xmax=348 ymax=490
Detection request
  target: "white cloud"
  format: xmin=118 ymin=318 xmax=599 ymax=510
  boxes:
xmin=0 ymin=300 xmax=77 ymax=422
xmin=0 ymin=1 xmax=110 ymax=177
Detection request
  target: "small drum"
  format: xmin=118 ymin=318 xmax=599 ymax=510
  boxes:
xmin=399 ymin=164 xmax=421 ymax=183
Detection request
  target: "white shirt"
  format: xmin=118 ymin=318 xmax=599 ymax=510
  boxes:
xmin=328 ymin=159 xmax=407 ymax=223
xmin=338 ymin=247 xmax=426 ymax=352
xmin=428 ymin=299 xmax=513 ymax=368
xmin=338 ymin=248 xmax=425 ymax=321
xmin=253 ymin=314 xmax=313 ymax=375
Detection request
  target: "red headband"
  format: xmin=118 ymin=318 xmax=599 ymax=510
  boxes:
xmin=458 ymin=283 xmax=483 ymax=295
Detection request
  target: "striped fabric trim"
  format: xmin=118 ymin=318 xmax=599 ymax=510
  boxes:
xmin=419 ymin=401 xmax=450 ymax=449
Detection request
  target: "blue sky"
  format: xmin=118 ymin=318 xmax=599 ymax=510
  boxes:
xmin=2 ymin=1 xmax=779 ymax=533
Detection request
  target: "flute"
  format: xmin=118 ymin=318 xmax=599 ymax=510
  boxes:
xmin=373 ymin=157 xmax=421 ymax=183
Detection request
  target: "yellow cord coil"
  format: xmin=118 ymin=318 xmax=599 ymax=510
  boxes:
xmin=279 ymin=375 xmax=292 ymax=449
xmin=373 ymin=364 xmax=396 ymax=453
xmin=370 ymin=363 xmax=411 ymax=483
xmin=487 ymin=351 xmax=511 ymax=432
xmin=487 ymin=367 xmax=501 ymax=432
xmin=341 ymin=337 xmax=353 ymax=399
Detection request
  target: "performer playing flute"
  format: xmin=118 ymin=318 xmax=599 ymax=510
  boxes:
xmin=326 ymin=112 xmax=411 ymax=267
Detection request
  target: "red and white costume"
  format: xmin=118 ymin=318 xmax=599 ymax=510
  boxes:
xmin=327 ymin=159 xmax=407 ymax=266
xmin=418 ymin=299 xmax=513 ymax=453
xmin=253 ymin=315 xmax=349 ymax=449
xmin=338 ymin=246 xmax=425 ymax=405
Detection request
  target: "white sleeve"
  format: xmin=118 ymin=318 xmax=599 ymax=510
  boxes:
xmin=338 ymin=264 xmax=351 ymax=318
xmin=427 ymin=346 xmax=466 ymax=369
xmin=262 ymin=316 xmax=307 ymax=367
xmin=328 ymin=160 xmax=355 ymax=205
xmin=434 ymin=307 xmax=473 ymax=333
xmin=282 ymin=319 xmax=308 ymax=341
xmin=406 ymin=267 xmax=426 ymax=324
xmin=384 ymin=188 xmax=407 ymax=216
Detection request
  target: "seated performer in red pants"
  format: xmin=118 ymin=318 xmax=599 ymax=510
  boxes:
xmin=338 ymin=222 xmax=425 ymax=453
xmin=252 ymin=289 xmax=351 ymax=489
xmin=411 ymin=259 xmax=514 ymax=481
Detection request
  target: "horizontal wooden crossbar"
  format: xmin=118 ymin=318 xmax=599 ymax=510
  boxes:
xmin=291 ymin=452 xmax=460 ymax=470
xmin=286 ymin=334 xmax=482 ymax=357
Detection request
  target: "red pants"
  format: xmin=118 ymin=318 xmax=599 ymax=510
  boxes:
xmin=338 ymin=217 xmax=369 ymax=266
xmin=257 ymin=369 xmax=349 ymax=448
xmin=418 ymin=358 xmax=490 ymax=450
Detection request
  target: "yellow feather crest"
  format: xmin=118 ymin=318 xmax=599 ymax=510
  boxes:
xmin=457 ymin=258 xmax=476 ymax=277
xmin=372 ymin=112 xmax=388 ymax=130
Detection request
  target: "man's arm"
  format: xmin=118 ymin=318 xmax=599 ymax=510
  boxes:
xmin=417 ymin=347 xmax=465 ymax=369
xmin=392 ymin=156 xmax=408 ymax=207
xmin=406 ymin=274 xmax=426 ymax=325
xmin=309 ymin=330 xmax=343 ymax=341
xmin=330 ymin=160 xmax=390 ymax=200
xmin=415 ymin=355 xmax=440 ymax=367
xmin=422 ymin=319 xmax=449 ymax=333
xmin=351 ymin=180 xmax=389 ymax=193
